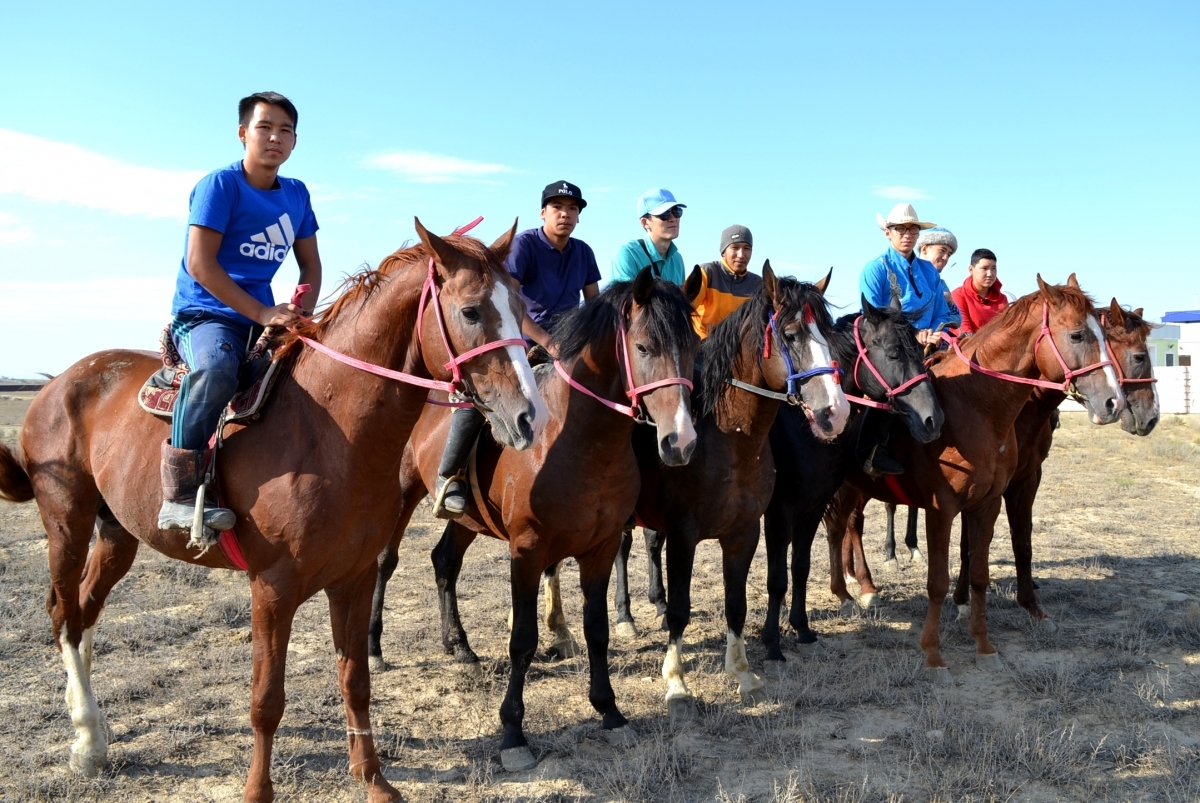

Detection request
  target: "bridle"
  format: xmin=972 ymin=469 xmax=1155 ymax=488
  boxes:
xmin=1099 ymin=312 xmax=1157 ymax=388
xmin=947 ymin=302 xmax=1115 ymax=397
xmin=554 ymin=303 xmax=694 ymax=423
xmin=842 ymin=315 xmax=932 ymax=410
xmin=292 ymin=217 xmax=525 ymax=404
xmin=728 ymin=307 xmax=842 ymax=406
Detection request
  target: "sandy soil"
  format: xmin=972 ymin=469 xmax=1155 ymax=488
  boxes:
xmin=2 ymin=394 xmax=1199 ymax=802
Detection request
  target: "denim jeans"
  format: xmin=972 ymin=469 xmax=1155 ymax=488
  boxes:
xmin=169 ymin=312 xmax=255 ymax=451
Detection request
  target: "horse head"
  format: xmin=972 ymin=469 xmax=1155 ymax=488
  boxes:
xmin=857 ymin=295 xmax=944 ymax=443
xmin=414 ymin=218 xmax=548 ymax=449
xmin=1035 ymin=274 xmax=1125 ymax=425
xmin=759 ymin=263 xmax=849 ymax=441
xmin=1103 ymin=299 xmax=1159 ymax=436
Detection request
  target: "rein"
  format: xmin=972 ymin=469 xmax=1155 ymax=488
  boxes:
xmin=946 ymin=302 xmax=1114 ymax=393
xmin=843 ymin=316 xmax=930 ymax=410
xmin=292 ymin=217 xmax=525 ymax=402
xmin=1100 ymin=313 xmax=1157 ymax=388
xmin=553 ymin=303 xmax=693 ymax=421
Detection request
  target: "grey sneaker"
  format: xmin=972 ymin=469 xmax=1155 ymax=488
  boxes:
xmin=158 ymin=499 xmax=236 ymax=532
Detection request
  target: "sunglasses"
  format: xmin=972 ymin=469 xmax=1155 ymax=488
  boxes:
xmin=652 ymin=206 xmax=684 ymax=221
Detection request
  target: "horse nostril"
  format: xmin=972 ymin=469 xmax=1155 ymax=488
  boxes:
xmin=924 ymin=416 xmax=936 ymax=431
xmin=1105 ymin=398 xmax=1117 ymax=414
xmin=516 ymin=412 xmax=534 ymax=442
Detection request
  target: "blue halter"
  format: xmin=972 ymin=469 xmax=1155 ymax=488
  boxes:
xmin=767 ymin=311 xmax=843 ymax=399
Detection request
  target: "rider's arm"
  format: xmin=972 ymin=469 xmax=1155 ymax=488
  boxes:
xmin=186 ymin=226 xmax=302 ymax=326
xmin=291 ymin=234 xmax=323 ymax=314
xmin=582 ymin=283 xmax=599 ymax=300
xmin=521 ymin=315 xmax=552 ymax=348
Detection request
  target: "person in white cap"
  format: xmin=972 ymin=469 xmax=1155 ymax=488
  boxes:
xmin=611 ymin=188 xmax=687 ymax=284
xmin=857 ymin=203 xmax=957 ymax=476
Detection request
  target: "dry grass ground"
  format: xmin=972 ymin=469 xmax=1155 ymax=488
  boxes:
xmin=2 ymin=391 xmax=1199 ymax=802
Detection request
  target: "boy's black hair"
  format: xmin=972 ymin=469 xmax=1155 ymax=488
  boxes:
xmin=238 ymin=92 xmax=298 ymax=129
xmin=970 ymin=248 xmax=997 ymax=266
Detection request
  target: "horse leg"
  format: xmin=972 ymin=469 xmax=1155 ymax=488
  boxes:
xmin=905 ymin=506 xmax=923 ymax=562
xmin=883 ymin=502 xmax=899 ymax=569
xmin=643 ymin=528 xmax=668 ymax=629
xmin=661 ymin=529 xmax=698 ymax=718
xmin=245 ymin=579 xmax=301 ymax=803
xmin=721 ymin=528 xmax=765 ymax=703
xmin=543 ymin=562 xmax=581 ymax=659
xmin=963 ymin=500 xmax=1004 ymax=669
xmin=498 ymin=553 xmax=543 ymax=772
xmin=325 ymin=566 xmax=401 ymax=803
xmin=577 ymin=547 xmax=636 ymax=745
xmin=824 ymin=488 xmax=857 ymax=614
xmin=761 ymin=502 xmax=792 ymax=662
xmin=847 ymin=503 xmax=879 ymax=609
xmin=788 ymin=508 xmax=826 ymax=645
xmin=919 ymin=508 xmax=954 ymax=677
xmin=953 ymin=516 xmax=971 ymax=619
xmin=431 ymin=521 xmax=480 ymax=665
xmin=368 ymin=487 xmax=424 ymax=673
xmin=1005 ymin=469 xmax=1049 ymax=624
xmin=612 ymin=526 xmax=638 ymax=639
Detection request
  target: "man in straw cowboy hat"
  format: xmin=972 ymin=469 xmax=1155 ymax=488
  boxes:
xmin=856 ymin=202 xmax=957 ymax=476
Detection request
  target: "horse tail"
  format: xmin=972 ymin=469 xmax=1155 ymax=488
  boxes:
xmin=0 ymin=443 xmax=34 ymax=503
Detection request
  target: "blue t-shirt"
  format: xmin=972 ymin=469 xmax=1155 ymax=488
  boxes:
xmin=506 ymin=227 xmax=601 ymax=331
xmin=611 ymin=237 xmax=686 ymax=285
xmin=859 ymin=247 xmax=956 ymax=331
xmin=172 ymin=161 xmax=319 ymax=324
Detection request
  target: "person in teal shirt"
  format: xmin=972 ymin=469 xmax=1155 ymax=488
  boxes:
xmin=611 ymin=188 xmax=687 ymax=284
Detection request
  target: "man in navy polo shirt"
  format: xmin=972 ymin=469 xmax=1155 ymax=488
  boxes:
xmin=432 ymin=180 xmax=599 ymax=518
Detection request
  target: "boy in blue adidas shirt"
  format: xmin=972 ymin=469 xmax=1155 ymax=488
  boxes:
xmin=160 ymin=91 xmax=322 ymax=534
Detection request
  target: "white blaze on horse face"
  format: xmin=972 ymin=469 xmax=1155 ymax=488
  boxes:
xmin=670 ymin=343 xmax=697 ymax=455
xmin=1086 ymin=316 xmax=1125 ymax=419
xmin=662 ymin=637 xmax=692 ymax=702
xmin=724 ymin=630 xmax=764 ymax=696
xmin=490 ymin=280 xmax=548 ymax=437
xmin=62 ymin=628 xmax=107 ymax=775
xmin=805 ymin=320 xmax=850 ymax=432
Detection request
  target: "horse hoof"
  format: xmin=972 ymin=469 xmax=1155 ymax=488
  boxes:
xmin=1040 ymin=618 xmax=1058 ymax=635
xmin=956 ymin=604 xmax=970 ymax=622
xmin=659 ymin=614 xmax=669 ymax=631
xmin=859 ymin=592 xmax=877 ymax=610
xmin=910 ymin=548 xmax=925 ymax=563
xmin=69 ymin=748 xmax=106 ymax=778
xmin=975 ymin=652 xmax=1003 ymax=671
xmin=549 ymin=638 xmax=582 ymax=660
xmin=763 ymin=658 xmax=788 ymax=675
xmin=925 ymin=666 xmax=953 ymax=685
xmin=602 ymin=725 xmax=639 ymax=747
xmin=368 ymin=655 xmax=386 ymax=674
xmin=740 ymin=686 xmax=768 ymax=707
xmin=500 ymin=745 xmax=537 ymax=772
xmin=882 ymin=558 xmax=899 ymax=572
xmin=795 ymin=639 xmax=823 ymax=657
xmin=667 ymin=695 xmax=695 ymax=722
xmin=614 ymin=621 xmax=639 ymax=640
xmin=838 ymin=599 xmax=857 ymax=618
xmin=454 ymin=660 xmax=483 ymax=679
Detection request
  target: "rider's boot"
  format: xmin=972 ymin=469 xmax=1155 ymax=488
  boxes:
xmin=158 ymin=440 xmax=236 ymax=532
xmin=434 ymin=407 xmax=486 ymax=518
xmin=856 ymin=408 xmax=905 ymax=477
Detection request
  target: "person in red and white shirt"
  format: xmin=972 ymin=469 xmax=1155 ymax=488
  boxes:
xmin=951 ymin=248 xmax=1008 ymax=335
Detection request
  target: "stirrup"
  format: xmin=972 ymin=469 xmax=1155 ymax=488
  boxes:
xmin=432 ymin=471 xmax=467 ymax=519
xmin=863 ymin=445 xmax=904 ymax=478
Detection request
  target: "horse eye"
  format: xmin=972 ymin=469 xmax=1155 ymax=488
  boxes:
xmin=461 ymin=307 xmax=480 ymax=323
xmin=1133 ymin=353 xmax=1146 ymax=363
xmin=1069 ymin=331 xmax=1084 ymax=344
xmin=635 ymin=343 xmax=649 ymax=356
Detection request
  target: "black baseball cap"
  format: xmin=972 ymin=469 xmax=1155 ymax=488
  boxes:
xmin=541 ymin=180 xmax=587 ymax=210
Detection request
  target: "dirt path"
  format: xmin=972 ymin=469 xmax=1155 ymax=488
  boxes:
xmin=2 ymin=398 xmax=1199 ymax=802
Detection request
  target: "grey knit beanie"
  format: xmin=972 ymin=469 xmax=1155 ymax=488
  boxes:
xmin=720 ymin=225 xmax=753 ymax=254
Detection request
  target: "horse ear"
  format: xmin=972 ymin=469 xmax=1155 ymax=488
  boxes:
xmin=683 ymin=264 xmax=704 ymax=304
xmin=1066 ymin=273 xmax=1080 ymax=289
xmin=414 ymin=217 xmax=461 ymax=273
xmin=762 ymin=260 xmax=778 ymax=303
xmin=632 ymin=265 xmax=655 ymax=306
xmin=1134 ymin=307 xmax=1144 ymax=318
xmin=813 ymin=267 xmax=832 ymax=296
xmin=861 ymin=293 xmax=881 ymax=319
xmin=1036 ymin=274 xmax=1062 ymax=302
xmin=488 ymin=218 xmax=519 ymax=263
xmin=1108 ymin=298 xmax=1126 ymax=327
xmin=888 ymin=290 xmax=903 ymax=312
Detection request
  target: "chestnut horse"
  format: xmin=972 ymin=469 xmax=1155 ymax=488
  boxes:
xmin=624 ymin=267 xmax=849 ymax=715
xmin=0 ymin=221 xmax=547 ymax=803
xmin=824 ymin=277 xmax=1125 ymax=677
xmin=369 ymin=268 xmax=700 ymax=772
xmin=756 ymin=296 xmax=944 ymax=661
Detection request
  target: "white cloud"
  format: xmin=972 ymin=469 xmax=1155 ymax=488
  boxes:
xmin=873 ymin=185 xmax=931 ymax=201
xmin=0 ymin=130 xmax=205 ymax=219
xmin=0 ymin=212 xmax=31 ymax=244
xmin=363 ymin=150 xmax=515 ymax=183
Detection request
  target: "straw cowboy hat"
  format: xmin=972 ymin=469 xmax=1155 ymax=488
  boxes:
xmin=876 ymin=202 xmax=936 ymax=231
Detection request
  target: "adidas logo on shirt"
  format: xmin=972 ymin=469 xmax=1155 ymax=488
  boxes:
xmin=240 ymin=213 xmax=295 ymax=262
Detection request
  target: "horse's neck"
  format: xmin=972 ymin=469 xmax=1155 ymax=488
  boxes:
xmin=555 ymin=340 xmax=636 ymax=442
xmin=712 ymin=340 xmax=779 ymax=446
xmin=938 ymin=312 xmax=1046 ymax=432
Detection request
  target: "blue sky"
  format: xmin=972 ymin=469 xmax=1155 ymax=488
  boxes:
xmin=1 ymin=1 xmax=1196 ymax=376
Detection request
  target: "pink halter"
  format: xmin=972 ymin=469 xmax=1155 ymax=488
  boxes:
xmin=1099 ymin=313 xmax=1157 ymax=387
xmin=553 ymin=303 xmax=693 ymax=420
xmin=843 ymin=316 xmax=932 ymax=410
xmin=948 ymin=302 xmax=1114 ymax=392
xmin=294 ymin=217 xmax=526 ymax=399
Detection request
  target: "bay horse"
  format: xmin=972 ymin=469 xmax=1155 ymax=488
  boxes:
xmin=823 ymin=276 xmax=1125 ymax=677
xmin=0 ymin=220 xmax=547 ymax=803
xmin=626 ymin=267 xmax=848 ymax=715
xmin=756 ymin=295 xmax=944 ymax=661
xmin=368 ymin=268 xmax=700 ymax=772
xmin=946 ymin=300 xmax=1159 ymax=625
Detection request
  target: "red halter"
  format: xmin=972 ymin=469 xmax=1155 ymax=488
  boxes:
xmin=554 ymin=303 xmax=693 ymax=420
xmin=843 ymin=316 xmax=932 ymax=410
xmin=1099 ymin=313 xmax=1157 ymax=387
xmin=293 ymin=217 xmax=526 ymax=398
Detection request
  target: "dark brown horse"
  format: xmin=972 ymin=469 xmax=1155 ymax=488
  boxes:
xmin=0 ymin=221 xmax=546 ymax=803
xmin=824 ymin=277 xmax=1125 ymax=677
xmin=369 ymin=268 xmax=700 ymax=772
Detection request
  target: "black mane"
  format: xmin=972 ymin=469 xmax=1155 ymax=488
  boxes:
xmin=830 ymin=306 xmax=925 ymax=395
xmin=552 ymin=278 xmax=696 ymax=365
